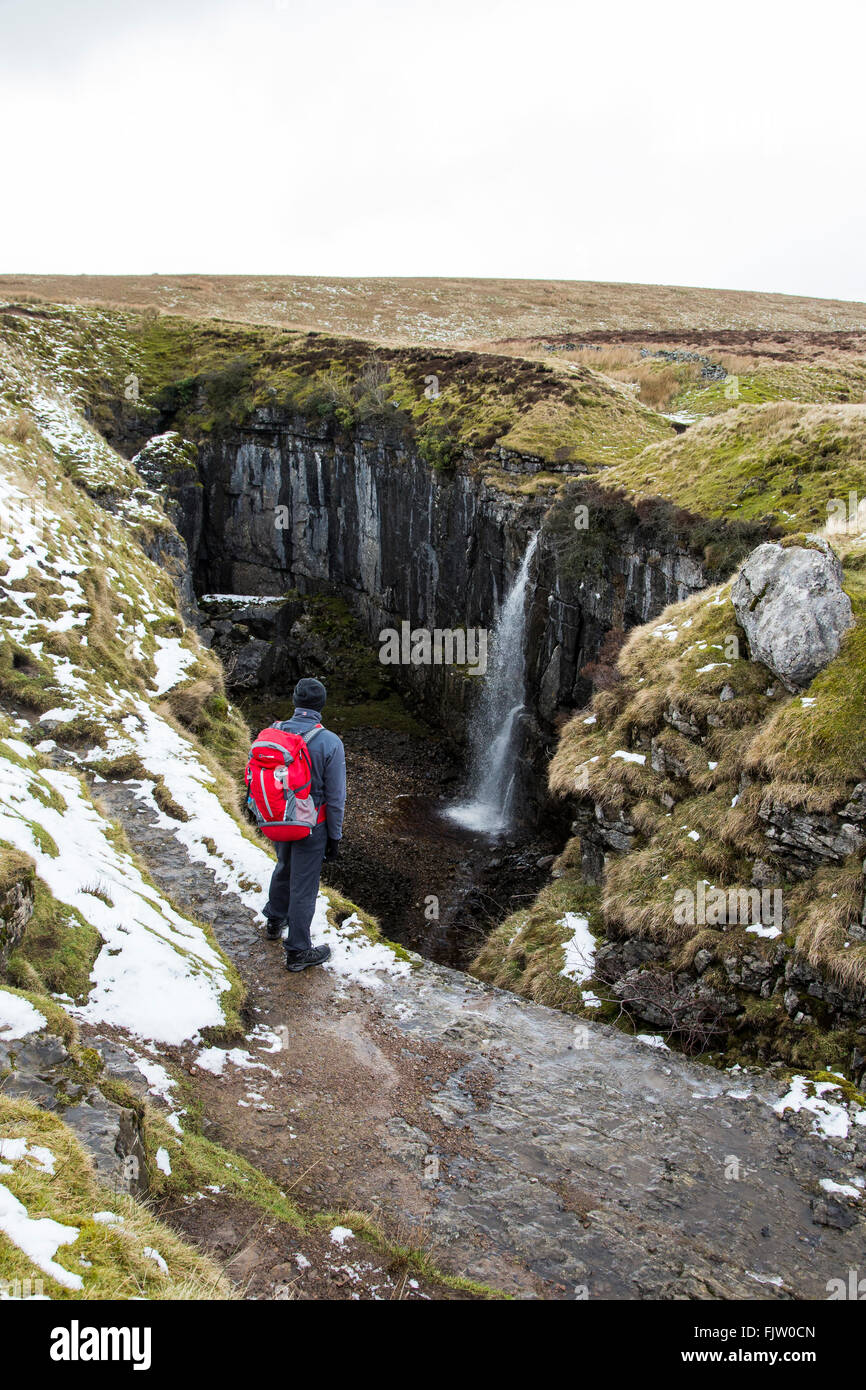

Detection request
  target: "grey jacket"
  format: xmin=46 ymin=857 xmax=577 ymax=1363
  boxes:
xmin=277 ymin=707 xmax=346 ymax=840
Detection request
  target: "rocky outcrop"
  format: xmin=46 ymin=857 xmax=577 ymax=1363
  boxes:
xmin=0 ymin=1029 xmax=148 ymax=1196
xmin=0 ymin=853 xmax=34 ymax=971
xmin=758 ymin=785 xmax=866 ymax=873
xmin=528 ymin=533 xmax=708 ymax=721
xmin=130 ymin=432 xmax=203 ymax=622
xmin=732 ymin=538 xmax=854 ymax=691
xmin=200 ymin=597 xmax=302 ymax=689
xmin=131 ymin=431 xmax=203 ymax=562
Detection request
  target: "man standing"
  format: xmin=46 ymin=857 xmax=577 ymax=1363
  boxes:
xmin=262 ymin=677 xmax=346 ymax=972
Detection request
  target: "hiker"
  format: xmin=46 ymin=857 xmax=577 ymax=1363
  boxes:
xmin=253 ymin=678 xmax=346 ymax=972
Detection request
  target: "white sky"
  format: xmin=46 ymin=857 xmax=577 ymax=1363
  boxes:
xmin=1 ymin=0 xmax=864 ymax=301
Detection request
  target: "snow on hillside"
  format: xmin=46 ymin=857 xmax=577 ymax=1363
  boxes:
xmin=0 ymin=330 xmax=423 ymax=1298
xmin=0 ymin=749 xmax=230 ymax=1044
xmin=0 ymin=349 xmax=414 ymax=1054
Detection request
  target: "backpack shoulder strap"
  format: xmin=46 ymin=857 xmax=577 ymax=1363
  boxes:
xmin=302 ymin=724 xmax=324 ymax=747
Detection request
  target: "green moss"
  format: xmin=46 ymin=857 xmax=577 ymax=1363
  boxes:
xmin=6 ymin=879 xmax=101 ymax=1002
xmin=0 ymin=639 xmax=56 ymax=712
xmin=416 ymin=417 xmax=461 ymax=471
xmin=603 ymin=402 xmax=866 ymax=534
xmin=152 ymin=777 xmax=189 ymax=822
xmin=472 ymin=863 xmax=603 ymax=1015
xmin=25 ymin=821 xmax=59 ymax=858
xmin=309 ymin=1208 xmax=509 ymax=1299
xmin=26 ymin=778 xmax=67 ymax=813
xmin=141 ymin=1106 xmax=306 ymax=1228
xmin=805 ymin=1069 xmax=866 ymax=1108
xmin=191 ymin=694 xmax=251 ymax=776
xmin=0 ymin=982 xmax=77 ymax=1046
xmin=50 ymin=716 xmax=104 ymax=748
xmin=89 ymin=752 xmax=148 ymax=780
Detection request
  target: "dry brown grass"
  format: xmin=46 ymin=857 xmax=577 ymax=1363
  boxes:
xmin=2 ymin=274 xmax=865 ymax=350
xmin=568 ymin=349 xmax=699 ymax=410
xmin=717 ymin=352 xmax=762 ymax=376
xmin=631 ymin=365 xmax=688 ymax=410
xmin=163 ymin=675 xmax=218 ymax=728
xmin=0 ymin=409 xmax=38 ymax=444
xmin=568 ymin=347 xmax=641 ymax=371
xmin=791 ymin=853 xmax=866 ymax=994
xmin=548 ymin=564 xmax=866 ymax=999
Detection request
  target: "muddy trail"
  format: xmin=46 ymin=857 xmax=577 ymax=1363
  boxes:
xmin=94 ymin=779 xmax=866 ymax=1301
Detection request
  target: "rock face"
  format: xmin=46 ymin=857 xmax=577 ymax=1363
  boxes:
xmin=758 ymin=786 xmax=866 ymax=873
xmin=179 ymin=413 xmax=716 ymax=716
xmin=732 ymin=538 xmax=854 ymax=691
xmin=141 ymin=409 xmax=719 ymax=819
xmin=131 ymin=431 xmax=203 ymax=562
xmin=0 ymin=1030 xmax=148 ymax=1196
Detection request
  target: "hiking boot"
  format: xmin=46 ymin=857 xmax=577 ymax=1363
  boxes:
xmin=285 ymin=944 xmax=331 ymax=973
xmin=264 ymin=918 xmax=285 ymax=941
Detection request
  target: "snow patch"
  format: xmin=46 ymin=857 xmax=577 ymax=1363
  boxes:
xmin=611 ymin=749 xmax=646 ymax=765
xmin=150 ymin=637 xmax=196 ymax=696
xmin=773 ymin=1075 xmax=864 ymax=1140
xmin=319 ymin=910 xmax=412 ymax=992
xmin=819 ymin=1178 xmax=862 ymax=1200
xmin=558 ymin=913 xmax=597 ymax=992
xmin=0 ymin=755 xmax=231 ymax=1046
xmin=0 ymin=989 xmax=47 ymax=1041
xmin=0 ymin=1184 xmax=81 ymax=1290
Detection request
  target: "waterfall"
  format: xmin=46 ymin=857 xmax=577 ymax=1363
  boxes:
xmin=445 ymin=532 xmax=539 ymax=835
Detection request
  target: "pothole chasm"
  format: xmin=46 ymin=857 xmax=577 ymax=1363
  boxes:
xmin=220 ymin=589 xmax=566 ymax=970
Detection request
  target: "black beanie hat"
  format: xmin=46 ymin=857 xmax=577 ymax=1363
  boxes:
xmin=293 ymin=677 xmax=327 ymax=712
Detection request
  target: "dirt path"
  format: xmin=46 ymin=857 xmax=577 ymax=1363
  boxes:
xmin=96 ymin=781 xmax=866 ymax=1301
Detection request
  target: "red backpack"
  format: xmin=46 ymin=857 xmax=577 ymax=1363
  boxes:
xmin=244 ymin=725 xmax=327 ymax=842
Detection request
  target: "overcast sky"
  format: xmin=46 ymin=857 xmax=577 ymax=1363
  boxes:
xmin=1 ymin=0 xmax=864 ymax=301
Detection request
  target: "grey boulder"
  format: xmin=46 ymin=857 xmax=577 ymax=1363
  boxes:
xmin=732 ymin=537 xmax=853 ymax=691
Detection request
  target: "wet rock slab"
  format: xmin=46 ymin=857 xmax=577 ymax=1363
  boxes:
xmin=0 ymin=1031 xmax=148 ymax=1196
xmin=375 ymin=969 xmax=866 ymax=1298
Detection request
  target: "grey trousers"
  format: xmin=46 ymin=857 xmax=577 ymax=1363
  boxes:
xmin=263 ymin=822 xmax=328 ymax=952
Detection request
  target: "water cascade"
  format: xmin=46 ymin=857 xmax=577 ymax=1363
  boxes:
xmin=445 ymin=532 xmax=539 ymax=835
